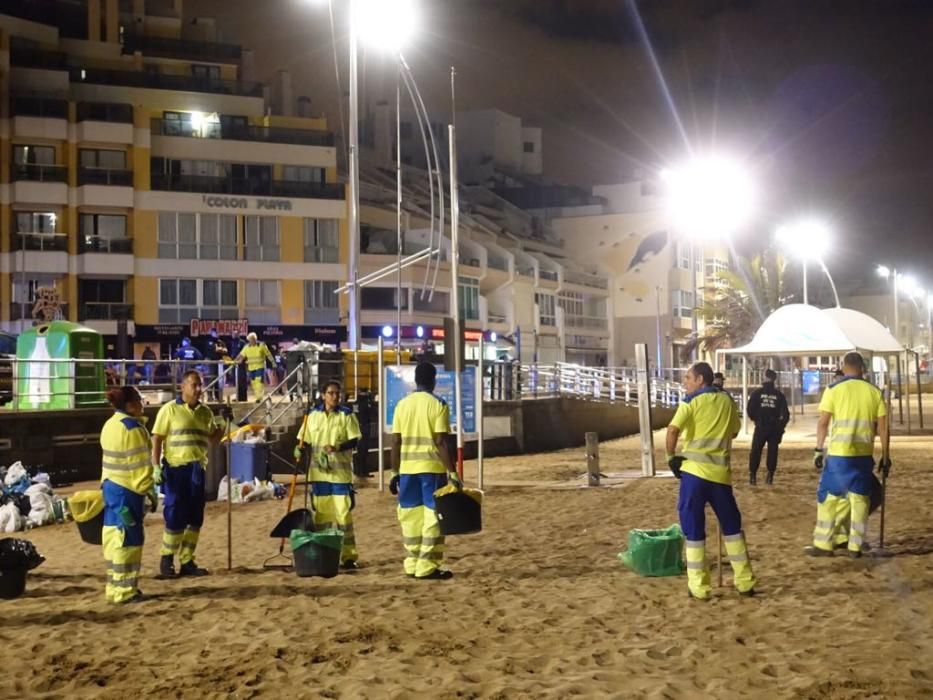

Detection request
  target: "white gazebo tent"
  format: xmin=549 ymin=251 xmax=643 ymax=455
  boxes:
xmin=714 ymin=304 xmax=917 ymax=432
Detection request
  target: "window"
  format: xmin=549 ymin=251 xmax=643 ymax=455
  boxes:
xmin=283 ymin=165 xmax=324 ymax=183
xmin=158 ymin=212 xmax=236 ymax=259
xmin=362 ymin=287 xmax=408 ymax=310
xmin=80 ymin=214 xmax=128 ymax=253
xmin=676 ymin=241 xmax=702 ymax=272
xmin=558 ymin=292 xmax=584 ymax=318
xmin=705 ymin=258 xmax=729 ymax=286
xmin=412 ymin=290 xmax=449 ymax=314
xmin=244 ymin=216 xmax=279 ymax=261
xmin=458 ymin=276 xmax=480 ymax=321
xmin=245 ymin=280 xmax=280 ymax=324
xmin=159 ymin=279 xmax=237 ymax=323
xmin=79 ymin=279 xmax=126 ymax=319
xmin=535 ymin=292 xmax=556 ymax=326
xmin=305 ymin=280 xmax=339 ymax=323
xmin=79 ymin=149 xmax=126 ymax=169
xmin=191 ymin=64 xmax=221 ymax=81
xmin=13 ymin=277 xmax=58 ymax=304
xmin=303 ymin=218 xmax=340 ymax=262
xmin=671 ymin=289 xmax=695 ymax=318
xmin=13 ymin=145 xmax=54 ymax=165
xmin=523 ymin=141 xmax=535 ymax=153
xmin=162 ymin=110 xmax=221 ymax=138
xmin=14 ymin=211 xmax=56 ymax=233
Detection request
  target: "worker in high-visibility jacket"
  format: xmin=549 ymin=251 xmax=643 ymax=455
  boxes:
xmin=151 ymin=370 xmax=228 ymax=578
xmin=235 ymin=332 xmax=274 ymax=401
xmin=294 ymin=380 xmax=363 ymax=568
xmin=389 ymin=362 xmax=461 ymax=580
xmin=100 ymin=385 xmax=158 ymax=604
xmin=810 ymin=351 xmax=890 ymax=557
xmin=666 ymin=362 xmax=757 ymax=601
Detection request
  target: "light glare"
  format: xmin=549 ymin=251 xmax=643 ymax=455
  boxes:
xmin=354 ymin=0 xmax=417 ymax=52
xmin=776 ymin=219 xmax=830 ymax=261
xmin=663 ymin=155 xmax=756 ymax=240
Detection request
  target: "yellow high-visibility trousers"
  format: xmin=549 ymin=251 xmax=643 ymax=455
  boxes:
xmin=312 ymin=491 xmax=358 ymax=564
xmin=813 ymin=493 xmax=869 ymax=553
xmin=102 ymin=526 xmax=142 ymax=604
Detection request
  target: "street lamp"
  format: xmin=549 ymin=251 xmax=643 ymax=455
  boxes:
xmin=775 ymin=218 xmax=839 ymax=306
xmin=662 ymin=154 xmax=756 ymax=360
xmin=876 ymin=264 xmax=906 ymax=343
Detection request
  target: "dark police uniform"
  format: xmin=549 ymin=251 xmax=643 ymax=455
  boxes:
xmin=746 ymin=378 xmax=790 ymax=484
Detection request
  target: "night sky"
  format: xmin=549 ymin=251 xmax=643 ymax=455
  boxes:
xmin=189 ymin=0 xmax=933 ymax=288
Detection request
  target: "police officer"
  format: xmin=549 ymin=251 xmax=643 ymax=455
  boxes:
xmin=667 ymin=362 xmax=757 ymax=600
xmin=747 ymin=369 xmax=790 ymax=486
xmin=236 ymin=332 xmax=274 ymax=401
xmin=353 ymin=389 xmax=375 ymax=479
xmin=809 ymin=352 xmax=890 ymax=558
xmin=201 ymin=328 xmax=227 ymax=402
xmin=150 ymin=370 xmax=229 ymax=578
xmin=389 ymin=362 xmax=462 ymax=580
xmin=100 ymin=386 xmax=158 ymax=604
xmin=174 ymin=337 xmax=202 ymax=381
xmin=295 ymin=380 xmax=363 ymax=569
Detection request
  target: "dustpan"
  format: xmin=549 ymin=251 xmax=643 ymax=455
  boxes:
xmin=270 ymin=507 xmax=313 ymax=538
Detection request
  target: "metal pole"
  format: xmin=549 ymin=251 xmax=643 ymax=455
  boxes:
xmin=225 ymin=399 xmax=232 ymax=571
xmin=802 ymin=260 xmax=808 ymax=305
xmin=449 ymin=124 xmax=464 ymax=478
xmin=690 ymin=241 xmax=698 ymax=361
xmin=742 ymin=355 xmax=748 ymax=434
xmin=893 ymin=270 xmax=899 ymax=347
xmin=915 ymin=351 xmax=924 ymax=430
xmin=655 ymin=285 xmax=662 ymax=377
xmin=395 ymin=57 xmax=403 ymax=360
xmin=347 ymin=0 xmax=361 ymax=351
xmin=477 ymin=337 xmax=485 ymax=490
xmin=377 ymin=335 xmax=385 ymax=492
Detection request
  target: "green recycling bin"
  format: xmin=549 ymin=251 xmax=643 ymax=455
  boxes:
xmin=14 ymin=321 xmax=106 ymax=410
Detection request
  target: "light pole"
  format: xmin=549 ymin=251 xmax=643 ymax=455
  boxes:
xmin=775 ymin=219 xmax=838 ymax=306
xmin=662 ymin=155 xmax=756 ymax=361
xmin=877 ymin=265 xmax=900 ymax=343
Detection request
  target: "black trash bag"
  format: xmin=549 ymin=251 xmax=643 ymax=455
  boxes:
xmin=0 ymin=538 xmax=45 ymax=571
xmin=11 ymin=493 xmax=31 ymax=518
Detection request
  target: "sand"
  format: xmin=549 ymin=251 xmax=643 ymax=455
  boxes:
xmin=3 ymin=434 xmax=933 ymax=699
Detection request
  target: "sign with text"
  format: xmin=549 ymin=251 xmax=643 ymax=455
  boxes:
xmin=202 ymin=195 xmax=292 ymax=211
xmin=802 ymin=370 xmax=822 ymax=395
xmin=384 ymin=365 xmax=477 ymax=434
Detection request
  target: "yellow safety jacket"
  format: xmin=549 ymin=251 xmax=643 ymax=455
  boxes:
xmin=238 ymin=342 xmax=273 ymax=372
xmin=298 ymin=405 xmax=362 ymax=483
xmin=100 ymin=411 xmax=154 ymax=495
xmin=670 ymin=387 xmax=740 ymax=485
xmin=152 ymin=398 xmax=216 ymax=467
xmin=819 ymin=377 xmax=886 ymax=457
xmin=392 ymin=390 xmax=450 ymax=475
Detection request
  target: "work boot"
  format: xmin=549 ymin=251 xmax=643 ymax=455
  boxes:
xmin=765 ymin=471 xmax=774 ymax=486
xmin=179 ymin=561 xmax=210 ymax=577
xmin=804 ymin=546 xmax=833 ymax=557
xmin=159 ymin=555 xmax=176 ymax=579
xmin=749 ymin=472 xmax=757 ymax=486
xmin=341 ymin=560 xmax=360 ymax=571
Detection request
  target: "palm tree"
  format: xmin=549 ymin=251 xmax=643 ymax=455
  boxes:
xmin=684 ymin=247 xmax=792 ymax=359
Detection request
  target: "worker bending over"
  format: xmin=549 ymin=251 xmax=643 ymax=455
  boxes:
xmin=667 ymin=362 xmax=757 ymax=600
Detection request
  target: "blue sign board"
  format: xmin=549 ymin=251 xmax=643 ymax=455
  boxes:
xmin=802 ymin=370 xmax=821 ymax=395
xmin=385 ymin=365 xmax=477 ymax=433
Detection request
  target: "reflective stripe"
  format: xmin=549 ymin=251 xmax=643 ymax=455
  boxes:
xmin=102 ymin=457 xmax=150 ymax=472
xmin=723 ymin=533 xmax=745 ymax=543
xmin=402 ymin=436 xmax=437 ymax=447
xmin=813 ymin=532 xmax=833 ymax=543
xmin=683 ymin=451 xmax=729 ymax=466
xmin=403 ymin=536 xmax=423 ymax=545
xmin=849 ymin=533 xmax=864 ymax=546
xmin=102 ymin=445 xmax=150 ymax=459
xmin=169 ymin=428 xmax=209 ymax=437
xmin=107 ymin=562 xmax=141 ymax=574
xmin=107 ymin=575 xmax=139 ymax=588
xmin=833 ymin=419 xmax=874 ymax=429
xmin=686 ymin=561 xmax=706 ymax=570
xmin=815 ymin=519 xmax=835 ymax=529
xmin=419 ymin=550 xmax=444 ymax=560
xmin=401 ymin=451 xmax=441 ymax=462
xmin=164 ymin=528 xmax=184 ymax=536
xmin=689 ymin=437 xmax=729 ymax=450
xmin=851 ymin=521 xmax=866 ymax=534
xmin=685 ymin=539 xmax=705 ymax=548
xmin=168 ymin=439 xmax=208 ymax=448
xmin=728 ymin=553 xmax=748 ymax=563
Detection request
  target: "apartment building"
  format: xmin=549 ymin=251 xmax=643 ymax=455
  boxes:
xmin=0 ymin=0 xmax=348 ymax=356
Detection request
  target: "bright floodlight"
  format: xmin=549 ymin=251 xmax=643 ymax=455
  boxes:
xmin=662 ymin=155 xmax=756 ymax=239
xmin=776 ymin=220 xmax=830 ymax=261
xmin=381 ymin=325 xmax=394 ymax=338
xmin=876 ymin=265 xmax=891 ymax=279
xmin=901 ymin=275 xmax=920 ymax=298
xmin=354 ymin=0 xmax=417 ymax=52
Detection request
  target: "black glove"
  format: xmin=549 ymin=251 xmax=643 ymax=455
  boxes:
xmin=877 ymin=457 xmax=892 ymax=478
xmin=219 ymin=404 xmax=234 ymax=421
xmin=389 ymin=473 xmax=400 ymax=495
xmin=667 ymin=455 xmax=685 ymax=479
xmin=813 ymin=448 xmax=824 ymax=470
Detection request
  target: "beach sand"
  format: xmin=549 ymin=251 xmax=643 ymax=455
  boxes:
xmin=3 ymin=435 xmax=933 ymax=699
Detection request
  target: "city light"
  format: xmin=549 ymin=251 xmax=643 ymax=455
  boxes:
xmin=877 ymin=264 xmax=891 ymax=279
xmin=416 ymin=325 xmax=424 ymax=338
xmin=901 ymin=275 xmax=921 ymax=298
xmin=775 ymin=219 xmax=830 ymax=261
xmin=661 ymin=155 xmax=756 ymax=239
xmin=354 ymin=0 xmax=418 ymax=52
xmin=489 ymin=331 xmax=497 ymax=342
xmin=381 ymin=325 xmax=393 ymax=338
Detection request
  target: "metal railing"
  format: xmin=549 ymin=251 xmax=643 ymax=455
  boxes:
xmin=77 ymin=101 xmax=134 ymax=123
xmin=70 ymin=67 xmax=264 ymax=98
xmin=11 ymin=95 xmax=69 ymax=118
xmin=10 ymin=303 xmax=69 ymax=321
xmin=150 ymin=173 xmax=344 ymax=200
xmin=151 ymin=118 xmax=335 ymax=147
xmin=78 ymin=236 xmax=133 ymax=254
xmin=511 ymin=362 xmax=684 ymax=408
xmin=122 ymin=33 xmax=243 ymax=62
xmin=564 ymin=314 xmax=609 ymax=330
xmin=564 ymin=270 xmax=609 ymax=290
xmin=11 ymin=232 xmax=68 ymax=252
xmin=11 ymin=163 xmax=68 ymax=183
xmin=80 ymin=302 xmax=133 ymax=321
xmin=77 ymin=167 xmax=133 ymax=186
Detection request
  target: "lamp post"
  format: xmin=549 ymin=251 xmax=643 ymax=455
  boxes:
xmin=776 ymin=219 xmax=837 ymax=306
xmin=877 ymin=265 xmax=900 ymax=344
xmin=662 ymin=155 xmax=756 ymax=361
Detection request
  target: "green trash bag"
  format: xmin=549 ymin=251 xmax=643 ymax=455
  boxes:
xmin=618 ymin=524 xmax=686 ymax=577
xmin=289 ymin=528 xmax=344 ymax=553
xmin=289 ymin=528 xmax=344 ymax=578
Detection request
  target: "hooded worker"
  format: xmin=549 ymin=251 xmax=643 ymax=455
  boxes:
xmin=236 ymin=332 xmax=274 ymax=401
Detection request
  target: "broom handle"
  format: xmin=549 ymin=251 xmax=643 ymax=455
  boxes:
xmin=277 ymin=411 xmax=310 ymax=553
xmin=226 ymin=400 xmax=233 ymax=571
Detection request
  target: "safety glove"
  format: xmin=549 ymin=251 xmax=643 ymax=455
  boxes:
xmin=389 ymin=471 xmax=400 ymax=495
xmin=667 ymin=455 xmax=685 ymax=479
xmin=292 ymin=444 xmax=304 ymax=462
xmin=813 ymin=448 xmax=825 ymax=470
xmin=152 ymin=463 xmax=163 ymax=486
xmin=877 ymin=456 xmax=892 ymax=478
xmin=448 ymin=471 xmax=463 ymax=490
xmin=146 ymin=487 xmax=159 ymax=514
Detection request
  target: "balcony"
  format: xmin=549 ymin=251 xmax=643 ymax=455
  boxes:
xmin=150 ymin=173 xmax=344 ymax=200
xmin=565 ymin=315 xmax=609 ymax=331
xmin=78 ymin=236 xmax=133 ymax=254
xmin=80 ymin=303 xmax=133 ymax=321
xmin=539 ymin=269 xmax=559 ymax=282
xmin=11 ymin=232 xmax=68 ymax=252
xmin=487 ymin=312 xmax=508 ymax=324
xmin=11 ymin=95 xmax=68 ymax=119
xmin=11 ymin=163 xmax=68 ymax=183
xmin=77 ymin=101 xmax=134 ymax=123
xmin=564 ymin=270 xmax=609 ymax=290
xmin=10 ymin=47 xmax=69 ymax=71
xmin=516 ymin=266 xmax=536 ymax=278
xmin=70 ymin=67 xmax=264 ymax=98
xmin=122 ymin=33 xmax=242 ymax=63
xmin=487 ymin=255 xmax=509 ymax=272
xmin=151 ymin=118 xmax=334 ymax=147
xmin=10 ymin=303 xmax=69 ymax=322
xmin=78 ymin=167 xmax=133 ymax=187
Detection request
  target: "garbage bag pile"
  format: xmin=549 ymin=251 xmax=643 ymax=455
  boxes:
xmin=217 ymin=476 xmax=287 ymax=504
xmin=0 ymin=462 xmax=71 ymax=533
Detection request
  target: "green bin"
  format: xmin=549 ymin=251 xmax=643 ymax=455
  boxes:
xmin=618 ymin=524 xmax=686 ymax=577
xmin=14 ymin=321 xmax=105 ymax=410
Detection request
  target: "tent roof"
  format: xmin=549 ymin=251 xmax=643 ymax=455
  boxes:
xmin=719 ymin=304 xmax=904 ymax=356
